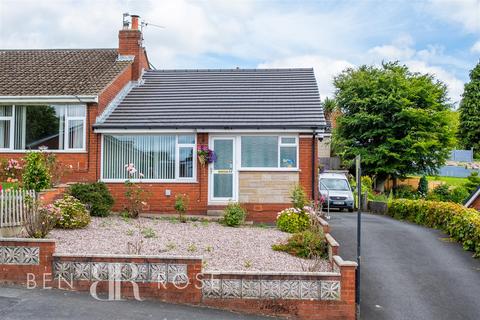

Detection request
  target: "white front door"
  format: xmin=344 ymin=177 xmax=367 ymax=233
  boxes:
xmin=209 ymin=136 xmax=237 ymax=203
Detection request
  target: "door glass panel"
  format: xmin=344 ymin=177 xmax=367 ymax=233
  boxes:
xmin=213 ymin=174 xmax=233 ymax=198
xmin=214 ymin=139 xmax=233 ymax=170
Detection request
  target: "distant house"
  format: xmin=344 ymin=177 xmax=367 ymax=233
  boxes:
xmin=465 ymin=186 xmax=480 ymax=211
xmin=0 ymin=14 xmax=328 ymax=222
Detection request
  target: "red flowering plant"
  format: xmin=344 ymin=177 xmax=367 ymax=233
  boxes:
xmin=197 ymin=145 xmax=217 ymax=166
xmin=1 ymin=158 xmax=24 ymax=189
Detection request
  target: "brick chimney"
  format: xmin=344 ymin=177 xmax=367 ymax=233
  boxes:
xmin=118 ymin=14 xmax=146 ymax=81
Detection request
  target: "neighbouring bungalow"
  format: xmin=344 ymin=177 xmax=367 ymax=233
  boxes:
xmin=0 ymin=15 xmax=328 ymax=222
xmin=465 ymin=186 xmax=480 ymax=211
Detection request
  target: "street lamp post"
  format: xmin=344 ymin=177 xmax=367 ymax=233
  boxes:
xmin=355 ymin=155 xmax=362 ymax=317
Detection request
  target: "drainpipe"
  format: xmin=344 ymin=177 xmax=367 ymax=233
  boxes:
xmin=312 ymin=130 xmax=317 ymax=203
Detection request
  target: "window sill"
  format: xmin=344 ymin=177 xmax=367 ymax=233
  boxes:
xmin=237 ymin=168 xmax=300 ymax=172
xmin=0 ymin=150 xmax=88 ymax=154
xmin=100 ymin=179 xmax=199 ymax=184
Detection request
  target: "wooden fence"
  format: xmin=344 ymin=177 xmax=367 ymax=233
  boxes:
xmin=0 ymin=189 xmax=36 ymax=228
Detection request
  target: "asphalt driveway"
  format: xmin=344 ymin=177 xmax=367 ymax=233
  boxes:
xmin=328 ymin=212 xmax=480 ymax=320
xmin=0 ymin=285 xmax=271 ymax=320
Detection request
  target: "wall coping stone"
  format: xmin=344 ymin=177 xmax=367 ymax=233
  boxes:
xmin=326 ymin=233 xmax=339 ymax=247
xmin=204 ymin=270 xmax=340 ymax=277
xmin=0 ymin=237 xmax=56 ymax=243
xmin=333 ymin=255 xmax=358 ymax=267
xmin=53 ymin=253 xmax=203 ymax=260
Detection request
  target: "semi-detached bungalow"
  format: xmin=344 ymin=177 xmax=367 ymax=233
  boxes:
xmin=0 ymin=15 xmax=328 ymax=222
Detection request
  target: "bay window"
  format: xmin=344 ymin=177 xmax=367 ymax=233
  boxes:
xmin=240 ymin=135 xmax=298 ymax=169
xmin=102 ymin=134 xmax=196 ymax=181
xmin=0 ymin=105 xmax=86 ymax=151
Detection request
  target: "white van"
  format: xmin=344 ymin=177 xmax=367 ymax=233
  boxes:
xmin=319 ymin=172 xmax=354 ymax=212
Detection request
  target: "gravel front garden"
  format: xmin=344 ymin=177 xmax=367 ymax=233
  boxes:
xmin=48 ymin=216 xmax=331 ymax=272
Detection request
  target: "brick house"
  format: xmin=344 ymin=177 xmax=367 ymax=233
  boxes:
xmin=0 ymin=15 xmax=328 ymax=222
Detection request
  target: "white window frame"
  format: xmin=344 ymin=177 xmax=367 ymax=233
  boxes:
xmin=100 ymin=133 xmax=197 ymax=183
xmin=0 ymin=104 xmax=87 ymax=152
xmin=0 ymin=105 xmax=14 ymax=150
xmin=238 ymin=134 xmax=299 ymax=171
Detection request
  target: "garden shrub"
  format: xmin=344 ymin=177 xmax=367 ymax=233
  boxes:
xmin=464 ymin=172 xmax=480 ymax=194
xmin=272 ymin=229 xmax=327 ymax=258
xmin=393 ymin=184 xmax=418 ymax=199
xmin=22 ymin=152 xmax=51 ymax=192
xmin=417 ymin=176 xmax=428 ymax=198
xmin=223 ymin=202 xmax=246 ymax=227
xmin=69 ymin=182 xmax=114 ymax=217
xmin=290 ymin=184 xmax=308 ymax=209
xmin=55 ymin=195 xmax=91 ymax=229
xmin=427 ymin=184 xmax=469 ymax=204
xmin=24 ymin=198 xmax=62 ymax=238
xmin=276 ymin=207 xmax=312 ymax=233
xmin=388 ymin=199 xmax=480 ymax=257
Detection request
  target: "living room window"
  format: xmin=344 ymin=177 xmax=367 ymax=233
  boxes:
xmin=102 ymin=134 xmax=196 ymax=182
xmin=0 ymin=104 xmax=86 ymax=151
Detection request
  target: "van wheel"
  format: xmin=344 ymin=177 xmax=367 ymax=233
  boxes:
xmin=348 ymin=208 xmax=354 ymax=212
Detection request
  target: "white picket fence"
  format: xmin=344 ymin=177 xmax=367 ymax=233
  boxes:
xmin=0 ymin=189 xmax=36 ymax=228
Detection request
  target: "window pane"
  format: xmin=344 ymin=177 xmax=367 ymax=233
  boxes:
xmin=0 ymin=106 xmax=12 ymax=116
xmin=214 ymin=139 xmax=233 ymax=170
xmin=280 ymin=146 xmax=297 ymax=168
xmin=0 ymin=120 xmax=10 ymax=148
xmin=67 ymin=105 xmax=86 ymax=117
xmin=241 ymin=136 xmax=278 ymax=167
xmin=179 ymin=147 xmax=194 ymax=178
xmin=68 ymin=119 xmax=84 ymax=149
xmin=22 ymin=105 xmax=63 ymax=150
xmin=102 ymin=135 xmax=176 ymax=180
xmin=213 ymin=174 xmax=233 ymax=198
xmin=178 ymin=134 xmax=195 ymax=144
xmin=281 ymin=137 xmax=296 ymax=144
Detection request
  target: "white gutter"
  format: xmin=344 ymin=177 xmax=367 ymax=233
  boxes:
xmin=0 ymin=95 xmax=98 ymax=103
xmin=94 ymin=128 xmax=324 ymax=134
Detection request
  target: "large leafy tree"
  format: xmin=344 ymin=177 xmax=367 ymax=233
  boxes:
xmin=458 ymin=61 xmax=480 ymax=157
xmin=333 ymin=62 xmax=455 ymax=189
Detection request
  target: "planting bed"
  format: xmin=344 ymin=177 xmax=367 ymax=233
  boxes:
xmin=48 ymin=216 xmax=331 ymax=272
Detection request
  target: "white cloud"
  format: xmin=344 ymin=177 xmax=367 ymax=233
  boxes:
xmin=258 ymin=55 xmax=354 ymax=99
xmin=368 ymin=35 xmax=416 ymax=60
xmin=427 ymin=0 xmax=480 ymax=33
xmin=471 ymin=40 xmax=480 ymax=53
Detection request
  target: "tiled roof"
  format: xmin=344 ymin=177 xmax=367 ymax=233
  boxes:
xmin=95 ymin=68 xmax=326 ymax=130
xmin=0 ymin=49 xmax=132 ymax=96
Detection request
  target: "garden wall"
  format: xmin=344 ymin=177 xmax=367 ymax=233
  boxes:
xmin=0 ymin=229 xmax=357 ymax=320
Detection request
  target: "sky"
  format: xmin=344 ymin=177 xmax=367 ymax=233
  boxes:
xmin=0 ymin=0 xmax=479 ymax=105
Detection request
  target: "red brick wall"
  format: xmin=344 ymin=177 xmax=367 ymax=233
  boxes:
xmin=118 ymin=29 xmax=149 ymax=81
xmin=0 ymin=239 xmax=55 ymax=285
xmin=299 ymin=135 xmax=318 ymax=202
xmin=471 ymin=196 xmax=480 ymax=211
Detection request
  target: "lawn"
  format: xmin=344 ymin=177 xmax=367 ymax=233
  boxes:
xmin=47 ymin=216 xmax=331 ymax=273
xmin=411 ymin=175 xmax=468 ymax=187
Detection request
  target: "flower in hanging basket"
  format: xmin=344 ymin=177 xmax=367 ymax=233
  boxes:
xmin=197 ymin=145 xmax=216 ymax=165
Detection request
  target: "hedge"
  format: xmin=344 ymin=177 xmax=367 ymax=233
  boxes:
xmin=388 ymin=199 xmax=480 ymax=257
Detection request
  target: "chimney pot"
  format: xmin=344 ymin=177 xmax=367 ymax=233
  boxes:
xmin=131 ymin=15 xmax=140 ymax=30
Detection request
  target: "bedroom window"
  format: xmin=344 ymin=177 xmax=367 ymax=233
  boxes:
xmin=0 ymin=105 xmax=86 ymax=151
xmin=102 ymin=134 xmax=196 ymax=181
xmin=240 ymin=136 xmax=298 ymax=169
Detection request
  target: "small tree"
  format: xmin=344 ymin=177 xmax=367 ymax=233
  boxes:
xmin=418 ymin=176 xmax=429 ymax=198
xmin=174 ymin=193 xmax=189 ymax=223
xmin=290 ymin=184 xmax=307 ymax=209
xmin=123 ymin=164 xmax=148 ymax=218
xmin=464 ymin=172 xmax=480 ymax=194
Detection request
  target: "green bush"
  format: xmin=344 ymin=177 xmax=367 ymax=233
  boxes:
xmin=427 ymin=184 xmax=469 ymax=204
xmin=464 ymin=172 xmax=480 ymax=194
xmin=272 ymin=229 xmax=327 ymax=258
xmin=223 ymin=202 xmax=246 ymax=227
xmin=388 ymin=199 xmax=480 ymax=257
xmin=276 ymin=207 xmax=311 ymax=233
xmin=55 ymin=195 xmax=91 ymax=229
xmin=69 ymin=182 xmax=114 ymax=217
xmin=22 ymin=152 xmax=51 ymax=192
xmin=393 ymin=184 xmax=418 ymax=199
